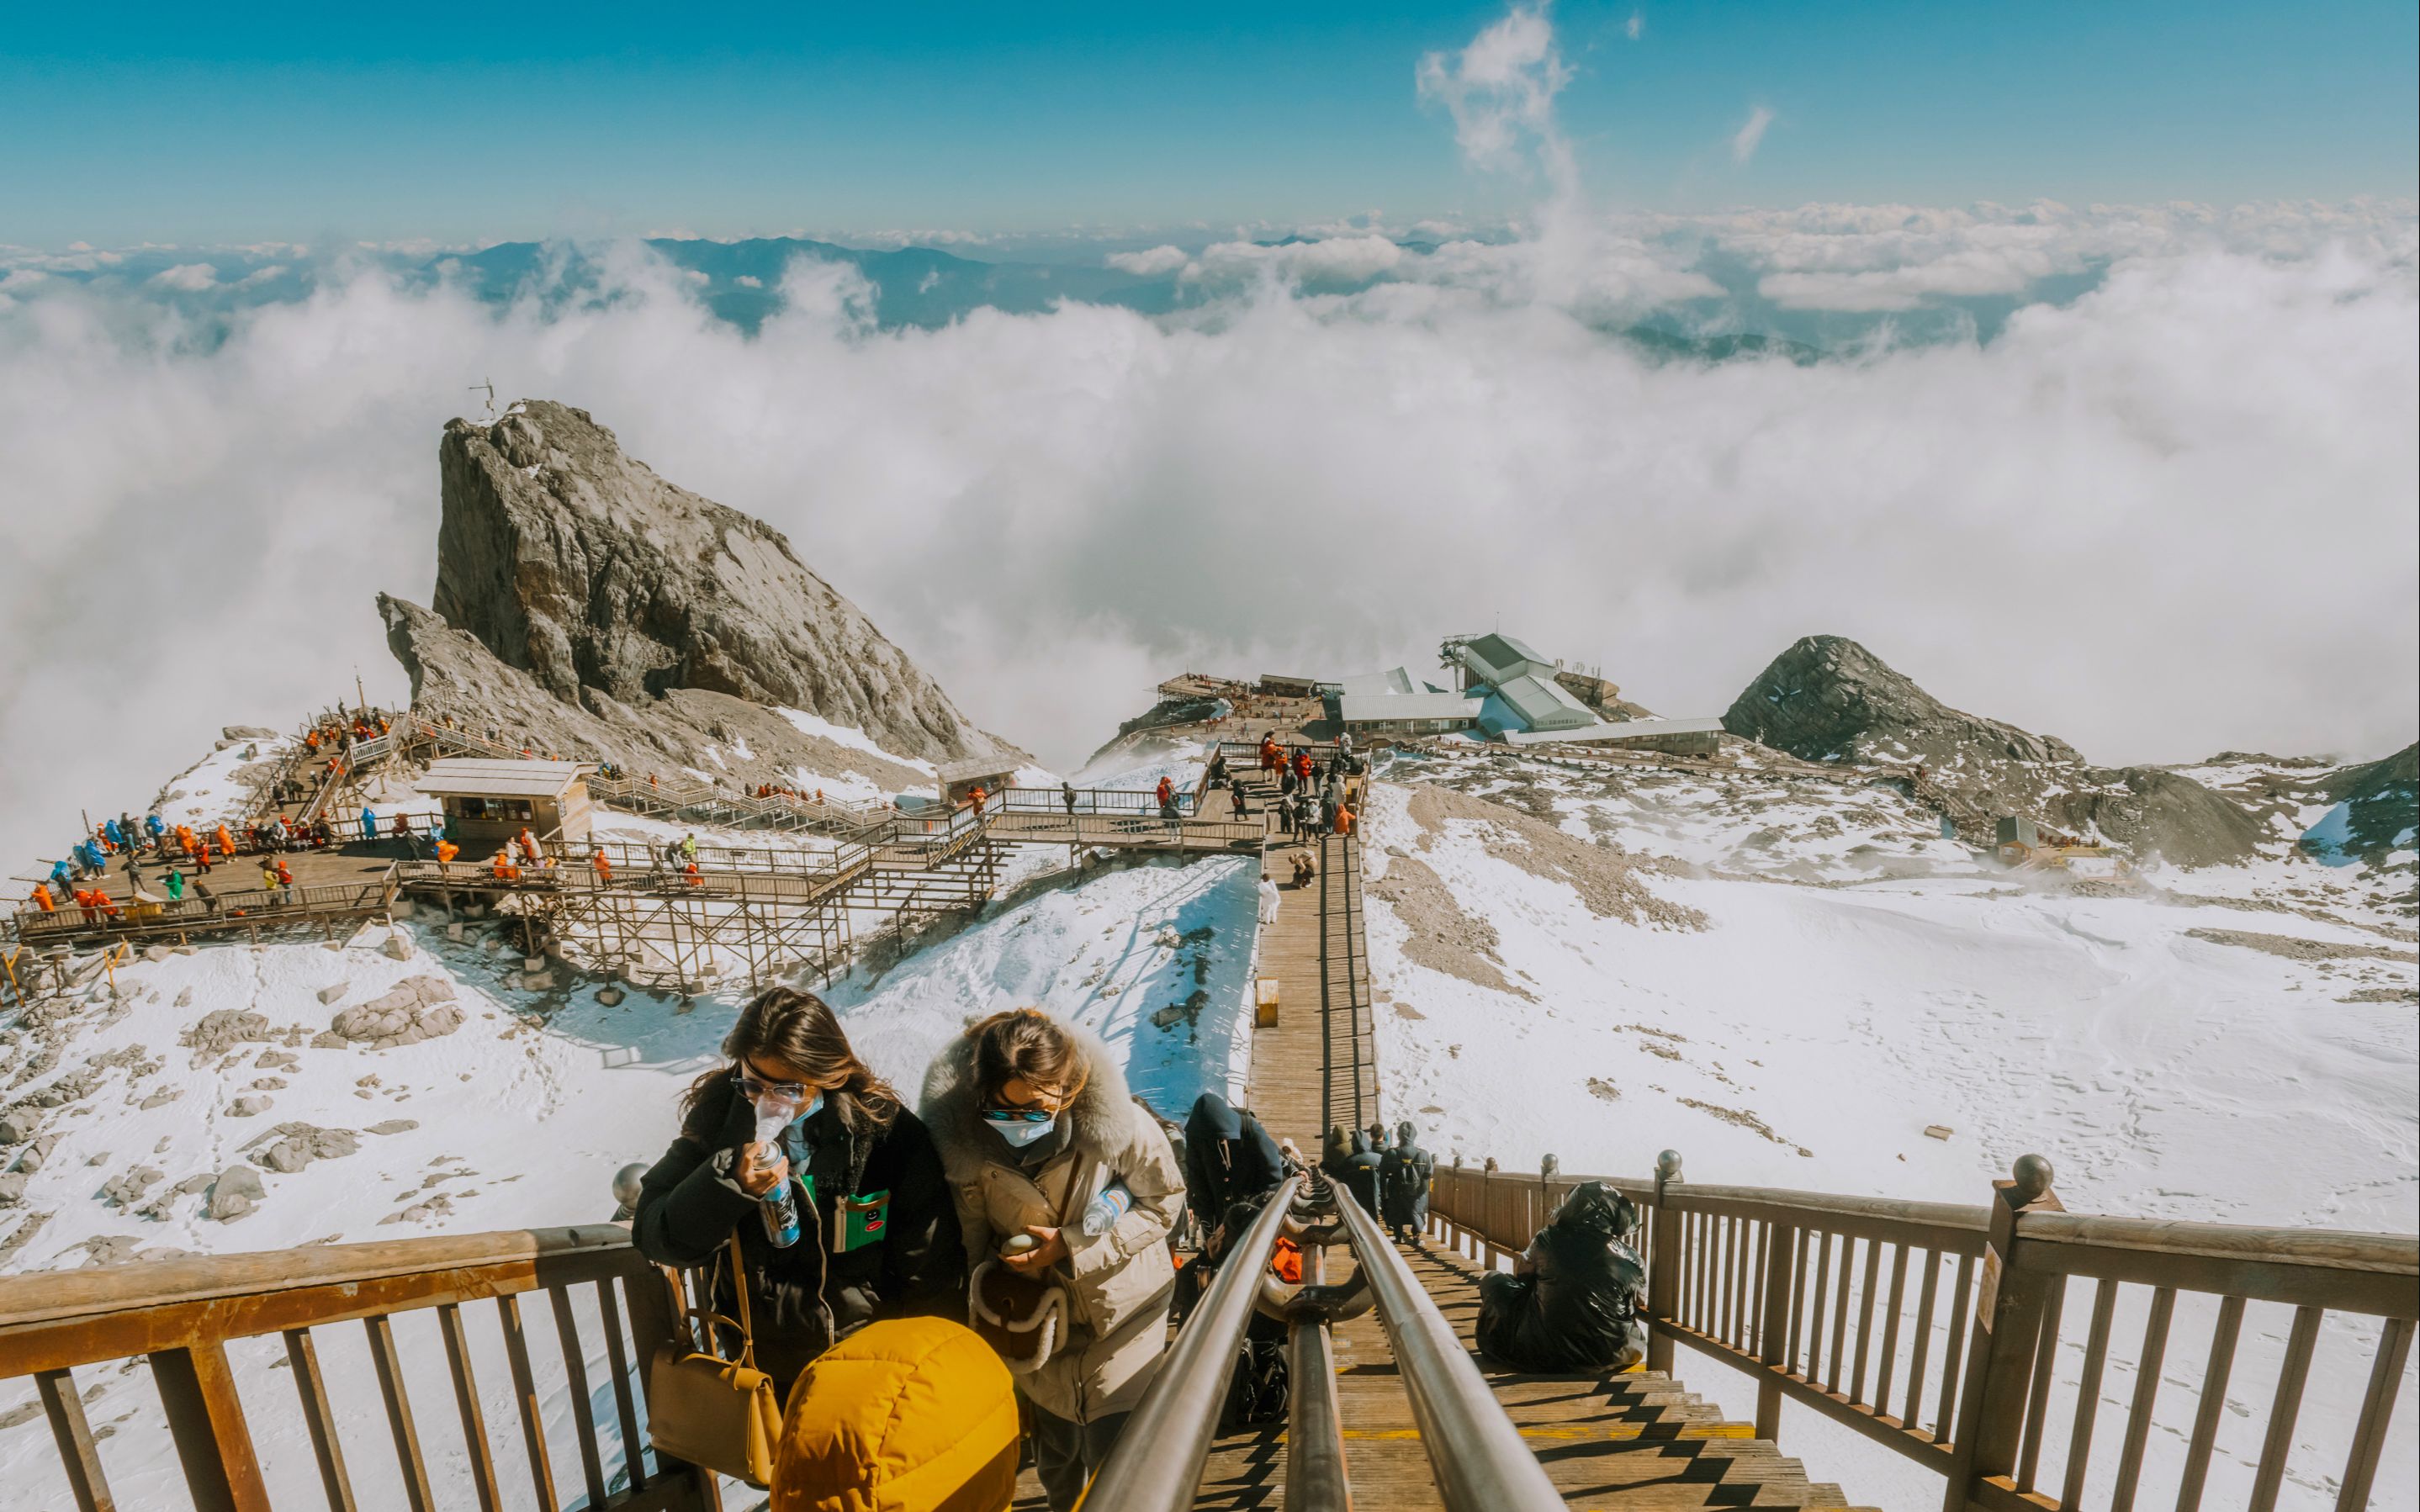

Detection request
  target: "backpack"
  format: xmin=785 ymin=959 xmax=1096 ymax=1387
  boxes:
xmin=1221 ymin=1333 xmax=1289 ymax=1431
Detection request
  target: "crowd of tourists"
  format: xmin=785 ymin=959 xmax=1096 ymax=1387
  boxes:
xmin=626 ymin=986 xmax=1648 ymax=1509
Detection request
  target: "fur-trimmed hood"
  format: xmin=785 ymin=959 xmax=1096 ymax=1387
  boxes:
xmin=919 ymin=1018 xmax=1139 ymax=1184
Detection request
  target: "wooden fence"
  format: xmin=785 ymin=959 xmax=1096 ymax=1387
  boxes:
xmin=0 ymin=1225 xmax=715 ymax=1512
xmin=1427 ymin=1154 xmax=2417 ymax=1512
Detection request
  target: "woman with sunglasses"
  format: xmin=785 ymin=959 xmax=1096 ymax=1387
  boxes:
xmin=921 ymin=1007 xmax=1184 ymax=1511
xmin=632 ymin=987 xmax=966 ymax=1393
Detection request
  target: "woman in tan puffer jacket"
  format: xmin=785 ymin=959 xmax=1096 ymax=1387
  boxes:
xmin=920 ymin=1009 xmax=1184 ymax=1511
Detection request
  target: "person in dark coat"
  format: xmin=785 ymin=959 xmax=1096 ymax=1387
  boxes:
xmin=1379 ymin=1119 xmax=1433 ymax=1242
xmin=1182 ymin=1092 xmax=1283 ymax=1231
xmin=1320 ymin=1125 xmax=1353 ymax=1186
xmin=633 ymin=987 xmax=965 ymax=1396
xmin=1475 ymin=1182 xmax=1646 ymax=1372
xmin=1343 ymin=1131 xmax=1385 ymax=1216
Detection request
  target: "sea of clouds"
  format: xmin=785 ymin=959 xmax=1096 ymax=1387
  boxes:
xmin=0 ymin=8 xmax=2412 ymax=875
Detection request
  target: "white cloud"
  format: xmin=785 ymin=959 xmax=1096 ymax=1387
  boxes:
xmin=1731 ymin=105 xmax=1775 ymax=166
xmin=736 ymin=275 xmax=763 ymax=288
xmin=148 ymin=262 xmax=219 ymax=290
xmin=1 ymin=223 xmax=2412 ymax=878
xmin=1625 ymin=11 xmax=1644 ymax=40
xmin=1416 ymin=3 xmax=1575 ymax=191
xmin=1106 ymin=245 xmax=1190 ymax=277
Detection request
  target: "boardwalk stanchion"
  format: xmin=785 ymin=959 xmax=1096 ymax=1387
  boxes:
xmin=1647 ymin=1148 xmax=1682 ymax=1375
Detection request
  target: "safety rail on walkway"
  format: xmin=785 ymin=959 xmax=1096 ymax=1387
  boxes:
xmin=1083 ymin=1175 xmax=1305 ymax=1509
xmin=13 ymin=875 xmax=400 ymax=948
xmin=0 ymin=1225 xmax=711 ymax=1512
xmin=1428 ymin=1153 xmax=2419 ymax=1512
xmin=1330 ymin=1170 xmax=1565 ymax=1509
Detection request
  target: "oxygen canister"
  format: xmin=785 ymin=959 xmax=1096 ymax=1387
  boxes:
xmin=754 ymin=1108 xmax=802 ymax=1249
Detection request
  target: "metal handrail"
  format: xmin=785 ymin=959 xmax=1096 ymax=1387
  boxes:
xmin=1082 ymin=1174 xmax=1304 ymax=1510
xmin=1329 ymin=1182 xmax=1562 ymax=1510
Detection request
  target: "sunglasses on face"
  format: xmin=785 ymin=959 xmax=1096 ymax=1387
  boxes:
xmin=733 ymin=1068 xmax=809 ymax=1102
xmin=981 ymin=1106 xmax=1057 ymax=1124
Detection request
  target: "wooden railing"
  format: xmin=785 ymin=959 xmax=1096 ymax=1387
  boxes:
xmin=0 ymin=1225 xmax=712 ymax=1512
xmin=1428 ymin=1153 xmax=2417 ymax=1512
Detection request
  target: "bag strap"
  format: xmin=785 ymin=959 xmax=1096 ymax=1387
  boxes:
xmin=723 ymin=1234 xmax=759 ymax=1372
xmin=653 ymin=1232 xmax=760 ymax=1372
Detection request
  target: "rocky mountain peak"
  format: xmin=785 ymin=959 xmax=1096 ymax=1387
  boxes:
xmin=1723 ymin=635 xmax=2077 ymax=769
xmin=420 ymin=399 xmax=979 ymax=762
xmin=1724 ymin=635 xmax=2262 ymax=867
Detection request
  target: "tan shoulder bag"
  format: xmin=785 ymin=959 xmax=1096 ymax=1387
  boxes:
xmin=647 ymin=1235 xmax=782 ymax=1488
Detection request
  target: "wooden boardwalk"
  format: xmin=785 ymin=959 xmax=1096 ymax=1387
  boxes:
xmin=1159 ymin=740 xmax=1867 ymax=1509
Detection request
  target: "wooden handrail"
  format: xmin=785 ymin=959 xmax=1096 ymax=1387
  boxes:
xmin=2015 ymin=1211 xmax=2420 ymax=1278
xmin=1426 ymin=1155 xmax=2418 ymax=1512
xmin=0 ymin=1224 xmax=633 ymax=1332
xmin=0 ymin=1222 xmax=709 ymax=1511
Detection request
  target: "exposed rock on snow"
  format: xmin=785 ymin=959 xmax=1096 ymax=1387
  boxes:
xmin=367 ymin=1119 xmax=420 ymax=1135
xmin=252 ymin=1123 xmax=362 ymax=1174
xmin=182 ymin=1009 xmax=273 ymax=1056
xmin=1403 ymin=783 xmax=1704 ymax=930
xmin=99 ymin=1166 xmax=163 ymax=1206
xmin=329 ymin=975 xmax=465 ymax=1049
xmin=1365 ymin=855 xmax=1529 ymax=997
xmin=316 ymin=982 xmax=349 ymax=1005
xmin=377 ymin=399 xmax=1015 ymax=784
xmin=227 ymin=1096 xmax=273 ymax=1118
xmin=208 ymin=1166 xmax=264 ymax=1222
xmin=1724 ymin=635 xmax=2264 ymax=866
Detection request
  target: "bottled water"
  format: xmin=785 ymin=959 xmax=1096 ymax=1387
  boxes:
xmin=1079 ymin=1181 xmax=1132 ymax=1237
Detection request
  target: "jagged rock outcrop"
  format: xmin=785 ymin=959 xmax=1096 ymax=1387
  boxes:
xmin=379 ymin=400 xmax=1015 ymax=789
xmin=330 ymin=976 xmax=464 ymax=1049
xmin=2306 ymin=743 xmax=2419 ymax=864
xmin=1725 ymin=636 xmax=2264 ymax=866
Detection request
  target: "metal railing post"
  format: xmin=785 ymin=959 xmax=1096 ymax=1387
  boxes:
xmin=1647 ymin=1149 xmax=1682 ymax=1375
xmin=1939 ymin=1155 xmax=2060 ymax=1512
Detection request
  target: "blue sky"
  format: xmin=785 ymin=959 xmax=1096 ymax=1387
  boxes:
xmin=3 ymin=1 xmax=2413 ymax=248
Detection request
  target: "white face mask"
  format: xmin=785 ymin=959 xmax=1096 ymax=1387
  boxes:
xmin=986 ymin=1114 xmax=1057 ymax=1149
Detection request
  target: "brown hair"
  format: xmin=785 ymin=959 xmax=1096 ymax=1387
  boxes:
xmin=964 ymin=1008 xmax=1089 ymax=1108
xmin=680 ymin=987 xmax=901 ymax=1138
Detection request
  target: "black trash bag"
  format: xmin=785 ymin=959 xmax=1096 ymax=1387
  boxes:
xmin=1474 ymin=1181 xmax=1647 ymax=1372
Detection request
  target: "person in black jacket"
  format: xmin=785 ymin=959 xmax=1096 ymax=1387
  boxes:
xmin=633 ymin=987 xmax=965 ymax=1395
xmin=1379 ymin=1119 xmax=1433 ymax=1243
xmin=1343 ymin=1130 xmax=1384 ymax=1216
xmin=1182 ymin=1092 xmax=1283 ymax=1231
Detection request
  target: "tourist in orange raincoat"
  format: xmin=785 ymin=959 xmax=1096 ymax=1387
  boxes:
xmin=436 ymin=839 xmax=460 ymax=867
xmin=30 ymin=884 xmax=54 ymax=912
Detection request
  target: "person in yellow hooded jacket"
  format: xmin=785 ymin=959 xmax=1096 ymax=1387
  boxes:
xmin=770 ymin=1315 xmax=1015 ymax=1512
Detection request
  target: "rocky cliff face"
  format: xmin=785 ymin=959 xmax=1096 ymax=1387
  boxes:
xmin=381 ymin=400 xmax=1014 ymax=790
xmin=1724 ymin=636 xmax=2264 ymax=866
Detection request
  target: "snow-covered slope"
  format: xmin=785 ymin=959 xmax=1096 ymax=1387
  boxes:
xmin=0 ymin=718 xmax=1259 ymax=1509
xmin=1359 ymin=744 xmax=2416 ymax=1512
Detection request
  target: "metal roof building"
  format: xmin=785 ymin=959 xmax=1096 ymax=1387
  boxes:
xmin=1331 ymin=690 xmax=1483 ymax=736
xmin=1504 ymin=715 xmax=1725 ymax=753
xmin=1452 ymin=633 xmax=1556 ymax=689
xmin=1330 ymin=667 xmax=1419 ymax=699
xmin=1479 ymin=673 xmax=1597 ymax=736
